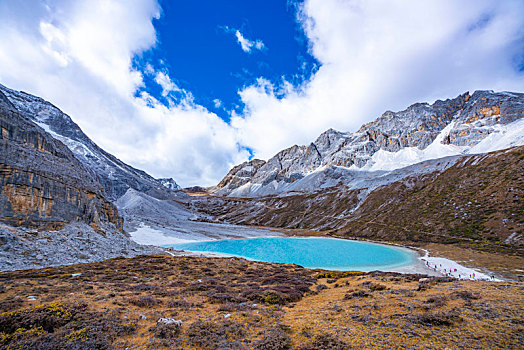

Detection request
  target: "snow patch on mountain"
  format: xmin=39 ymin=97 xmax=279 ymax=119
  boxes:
xmin=468 ymin=118 xmax=524 ymax=154
xmin=361 ymin=122 xmax=464 ymax=172
xmin=129 ymin=223 xmax=196 ymax=246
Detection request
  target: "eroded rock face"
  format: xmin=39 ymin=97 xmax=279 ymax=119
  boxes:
xmin=214 ymin=90 xmax=524 ymax=196
xmin=217 ymin=159 xmax=266 ymax=190
xmin=445 ymin=91 xmax=523 ymax=146
xmin=0 ymin=90 xmax=122 ymax=231
xmin=0 ymin=84 xmax=182 ymax=201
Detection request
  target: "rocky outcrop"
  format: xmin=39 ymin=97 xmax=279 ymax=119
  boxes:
xmin=0 ymin=84 xmax=183 ymax=201
xmin=0 ymin=90 xmax=122 ymax=231
xmin=214 ymin=91 xmax=524 ymax=196
xmin=444 ymin=91 xmax=523 ymax=146
xmin=158 ymin=178 xmax=181 ymax=191
xmin=216 ymin=159 xmax=266 ymax=190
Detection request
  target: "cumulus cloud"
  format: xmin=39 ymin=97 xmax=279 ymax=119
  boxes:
xmin=234 ymin=30 xmax=265 ymax=53
xmin=0 ymin=0 xmax=522 ymax=187
xmin=233 ymin=0 xmax=524 ymax=160
xmin=0 ymin=0 xmax=248 ymax=186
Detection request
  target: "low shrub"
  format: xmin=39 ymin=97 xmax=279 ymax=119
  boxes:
xmin=368 ymin=283 xmax=387 ymax=291
xmin=298 ymin=333 xmax=349 ymax=350
xmin=412 ymin=311 xmax=462 ymax=326
xmin=166 ymin=300 xmax=194 ymax=309
xmin=150 ymin=322 xmax=181 ymax=339
xmin=253 ymin=327 xmax=291 ymax=350
xmin=425 ymin=296 xmax=447 ymax=308
xmin=186 ymin=319 xmax=245 ymax=350
xmin=129 ymin=283 xmax=157 ymax=291
xmin=450 ymin=290 xmax=480 ymax=301
xmin=128 ymin=296 xmax=162 ymax=307
xmin=344 ymin=290 xmax=371 ymax=299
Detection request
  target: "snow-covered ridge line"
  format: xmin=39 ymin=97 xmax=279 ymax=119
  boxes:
xmin=214 ymin=90 xmax=524 ymax=197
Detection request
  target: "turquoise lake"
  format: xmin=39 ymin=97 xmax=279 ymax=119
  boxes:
xmin=168 ymin=237 xmax=417 ymax=271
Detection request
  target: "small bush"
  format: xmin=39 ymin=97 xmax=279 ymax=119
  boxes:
xmin=450 ymin=290 xmax=480 ymax=301
xmin=368 ymin=283 xmax=387 ymax=291
xmin=187 ymin=319 xmax=245 ymax=350
xmin=344 ymin=290 xmax=371 ymax=299
xmin=128 ymin=296 xmax=161 ymax=307
xmin=263 ymin=290 xmax=285 ymax=305
xmin=315 ymin=284 xmax=327 ymax=292
xmin=207 ymin=292 xmax=245 ymax=304
xmin=253 ymin=327 xmax=291 ymax=350
xmin=425 ymin=296 xmax=447 ymax=308
xmin=166 ymin=300 xmax=194 ymax=309
xmin=412 ymin=311 xmax=462 ymax=326
xmin=298 ymin=333 xmax=349 ymax=350
xmin=129 ymin=283 xmax=157 ymax=291
xmin=218 ymin=303 xmax=248 ymax=312
xmin=150 ymin=322 xmax=181 ymax=339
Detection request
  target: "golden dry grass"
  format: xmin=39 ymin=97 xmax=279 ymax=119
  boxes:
xmin=0 ymin=255 xmax=522 ymax=349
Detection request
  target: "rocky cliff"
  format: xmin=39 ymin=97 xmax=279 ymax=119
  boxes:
xmin=0 ymin=90 xmax=122 ymax=231
xmin=0 ymin=84 xmax=182 ymax=201
xmin=214 ymin=91 xmax=524 ymax=197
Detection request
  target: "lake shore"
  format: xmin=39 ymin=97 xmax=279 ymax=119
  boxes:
xmin=130 ymin=222 xmax=504 ymax=279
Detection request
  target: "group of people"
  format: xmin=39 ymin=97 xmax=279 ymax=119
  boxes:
xmin=423 ymin=260 xmax=497 ymax=281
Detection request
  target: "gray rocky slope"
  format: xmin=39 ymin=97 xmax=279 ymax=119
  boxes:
xmin=213 ymin=91 xmax=524 ymax=197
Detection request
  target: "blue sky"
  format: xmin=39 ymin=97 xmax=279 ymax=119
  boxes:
xmin=138 ymin=0 xmax=318 ymax=122
xmin=0 ymin=0 xmax=523 ymax=186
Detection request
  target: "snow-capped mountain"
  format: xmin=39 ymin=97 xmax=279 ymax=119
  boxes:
xmin=213 ymin=90 xmax=524 ymax=197
xmin=158 ymin=177 xmax=181 ymax=191
xmin=0 ymin=84 xmax=182 ymax=201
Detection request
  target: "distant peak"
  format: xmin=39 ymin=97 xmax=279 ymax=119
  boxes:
xmin=157 ymin=177 xmax=181 ymax=191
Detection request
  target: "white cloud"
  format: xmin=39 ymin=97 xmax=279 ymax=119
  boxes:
xmin=154 ymin=71 xmax=179 ymax=97
xmin=213 ymin=99 xmax=223 ymax=108
xmin=0 ymin=0 xmax=522 ymax=187
xmin=233 ymin=0 xmax=524 ymax=160
xmin=0 ymin=0 xmax=247 ymax=186
xmin=234 ymin=30 xmax=265 ymax=53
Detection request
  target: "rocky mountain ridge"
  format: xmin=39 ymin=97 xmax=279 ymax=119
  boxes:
xmin=0 ymin=84 xmax=183 ymax=202
xmin=214 ymin=90 xmax=524 ymax=197
xmin=0 ymin=89 xmax=122 ymax=232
